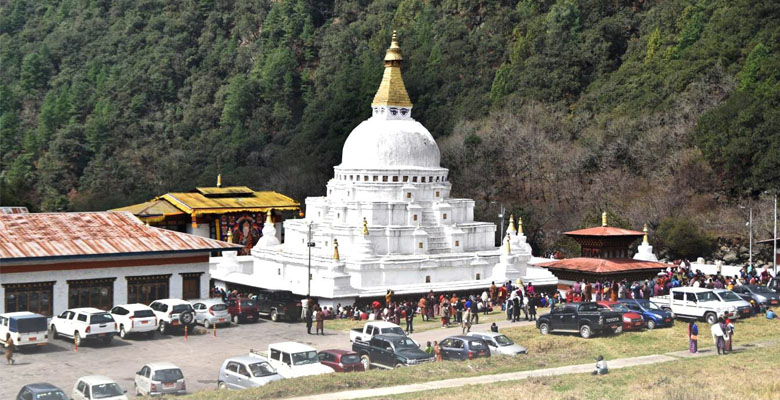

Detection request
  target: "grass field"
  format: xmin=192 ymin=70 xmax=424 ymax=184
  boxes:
xmin=183 ymin=316 xmax=780 ymax=400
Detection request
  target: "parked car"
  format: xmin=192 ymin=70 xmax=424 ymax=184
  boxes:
xmin=1 ymin=312 xmax=48 ymax=350
xmin=217 ymin=355 xmax=283 ymax=390
xmin=134 ymin=362 xmax=186 ymax=397
xmin=467 ymin=332 xmax=526 ymax=355
xmin=50 ymin=308 xmax=116 ymax=346
xmin=259 ymin=342 xmax=334 ymax=378
xmin=618 ymin=299 xmax=674 ymax=329
xmin=191 ymin=298 xmax=230 ymax=328
xmin=149 ymin=299 xmax=195 ymax=335
xmin=733 ymin=285 xmax=780 ymax=308
xmin=352 ymin=334 xmax=433 ymax=370
xmin=712 ymin=289 xmax=753 ymax=319
xmin=317 ymin=349 xmax=365 ymax=372
xmin=439 ymin=335 xmax=491 ymax=361
xmin=349 ymin=321 xmax=406 ymax=343
xmin=226 ymin=297 xmax=260 ymax=324
xmin=652 ymin=287 xmax=737 ymax=324
xmin=72 ymin=376 xmax=127 ymax=400
xmin=596 ymin=301 xmax=645 ymax=331
xmin=16 ymin=383 xmax=69 ymax=400
xmin=110 ymin=304 xmax=157 ymax=339
xmin=256 ymin=289 xmax=301 ymax=322
xmin=536 ymin=302 xmax=622 ymax=338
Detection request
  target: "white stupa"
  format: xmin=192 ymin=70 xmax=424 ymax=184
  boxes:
xmin=633 ymin=224 xmax=659 ymax=262
xmin=210 ymin=32 xmax=556 ymax=304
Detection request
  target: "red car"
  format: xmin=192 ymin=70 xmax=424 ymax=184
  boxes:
xmin=597 ymin=301 xmax=644 ymax=331
xmin=317 ymin=349 xmax=365 ymax=372
xmin=226 ymin=297 xmax=259 ymax=324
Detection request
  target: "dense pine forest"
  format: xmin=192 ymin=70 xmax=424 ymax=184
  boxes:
xmin=0 ymin=0 xmax=778 ymax=257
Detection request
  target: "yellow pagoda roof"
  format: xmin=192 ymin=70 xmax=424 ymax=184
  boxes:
xmin=372 ymin=31 xmax=412 ymax=108
xmin=111 ymin=199 xmax=185 ymax=223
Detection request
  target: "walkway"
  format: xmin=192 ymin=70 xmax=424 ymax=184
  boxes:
xmin=287 ymin=340 xmax=779 ymax=400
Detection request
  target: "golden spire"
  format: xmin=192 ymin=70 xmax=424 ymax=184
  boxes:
xmin=507 ymin=214 xmax=515 ymax=235
xmin=217 ymin=174 xmax=222 ymax=188
xmin=372 ymin=30 xmax=412 ymax=108
xmin=333 ymin=239 xmax=340 ymax=261
xmin=518 ymin=216 xmax=523 ymax=235
xmin=266 ymin=210 xmax=273 ymax=224
xmin=227 ymin=227 xmax=233 ymax=243
xmin=362 ymin=217 xmax=369 ymax=236
xmin=505 ymin=235 xmax=511 ymax=253
xmin=643 ymin=223 xmax=649 ymax=244
xmin=602 ymin=211 xmax=608 ymax=227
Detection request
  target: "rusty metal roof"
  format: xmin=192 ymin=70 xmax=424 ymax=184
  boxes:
xmin=564 ymin=226 xmax=645 ymax=237
xmin=0 ymin=207 xmax=29 ymax=215
xmin=0 ymin=211 xmax=241 ymax=261
xmin=538 ymin=258 xmax=666 ymax=274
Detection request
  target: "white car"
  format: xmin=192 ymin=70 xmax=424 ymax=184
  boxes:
xmin=260 ymin=342 xmax=334 ymax=378
xmin=191 ymin=298 xmax=230 ymax=328
xmin=72 ymin=375 xmax=127 ymax=400
xmin=0 ymin=311 xmax=48 ymax=349
xmin=110 ymin=304 xmax=157 ymax=339
xmin=217 ymin=355 xmax=284 ymax=390
xmin=50 ymin=308 xmax=116 ymax=346
xmin=652 ymin=287 xmax=737 ymax=324
xmin=467 ymin=332 xmax=527 ymax=355
xmin=149 ymin=299 xmax=195 ymax=335
xmin=712 ymin=289 xmax=753 ymax=319
xmin=134 ymin=362 xmax=186 ymax=397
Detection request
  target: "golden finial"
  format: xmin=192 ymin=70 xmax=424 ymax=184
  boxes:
xmin=227 ymin=227 xmax=233 ymax=243
xmin=372 ymin=30 xmax=412 ymax=108
xmin=507 ymin=214 xmax=516 ymax=234
xmin=602 ymin=211 xmax=608 ymax=227
xmin=266 ymin=210 xmax=273 ymax=224
xmin=362 ymin=217 xmax=369 ymax=236
xmin=333 ymin=239 xmax=340 ymax=261
xmin=217 ymin=174 xmax=222 ymax=188
xmin=518 ymin=216 xmax=523 ymax=235
xmin=505 ymin=235 xmax=511 ymax=254
xmin=643 ymin=223 xmax=649 ymax=244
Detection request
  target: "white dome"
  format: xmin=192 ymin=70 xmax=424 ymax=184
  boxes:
xmin=339 ymin=117 xmax=441 ymax=169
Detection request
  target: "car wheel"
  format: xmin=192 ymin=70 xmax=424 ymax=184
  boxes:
xmin=394 ymin=363 xmax=404 ymax=369
xmin=51 ymin=325 xmax=59 ymax=340
xmin=232 ymin=314 xmax=240 ymax=324
xmin=705 ymin=312 xmax=717 ymax=325
xmin=539 ymin=322 xmax=549 ymax=335
xmin=361 ymin=355 xmax=371 ymax=370
xmin=271 ymin=310 xmax=279 ymax=322
xmin=204 ymin=319 xmax=211 ymax=329
xmin=647 ymin=320 xmax=656 ymax=330
xmin=74 ymin=331 xmax=81 ymax=346
xmin=218 ymin=381 xmax=227 ymax=390
xmin=159 ymin=321 xmax=167 ymax=335
xmin=119 ymin=325 xmax=127 ymax=339
xmin=579 ymin=324 xmax=592 ymax=339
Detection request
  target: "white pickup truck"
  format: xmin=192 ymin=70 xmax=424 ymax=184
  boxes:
xmin=652 ymin=287 xmax=738 ymax=325
xmin=251 ymin=342 xmax=334 ymax=379
xmin=349 ymin=321 xmax=406 ymax=343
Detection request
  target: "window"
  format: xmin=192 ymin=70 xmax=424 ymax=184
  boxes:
xmin=413 ymin=214 xmax=418 ymax=221
xmin=421 ymin=177 xmax=426 ymax=183
xmin=419 ymin=242 xmax=423 ymax=249
xmin=406 ymin=192 xmax=412 ymax=199
xmin=271 ymin=349 xmax=281 ymax=361
xmin=181 ymin=273 xmax=202 ymax=300
xmin=350 ymin=175 xmax=353 ymax=180
xmin=127 ymin=275 xmax=170 ymax=305
xmin=435 ymin=191 xmax=440 ymax=197
xmin=382 ymin=176 xmax=388 ymax=182
xmin=436 ymin=177 xmax=440 ymax=182
xmin=442 ymin=213 xmax=447 ymax=220
xmin=2 ymin=281 xmax=54 ymax=316
xmin=476 ymin=273 xmax=481 ymax=280
xmin=77 ymin=314 xmax=87 ymax=322
xmin=425 ymin=276 xmax=431 ymax=283
xmin=237 ymin=364 xmax=250 ymax=377
xmin=412 ymin=177 xmax=418 ymax=182
xmin=373 ymin=176 xmax=378 ymax=182
xmin=392 ymin=176 xmax=399 ymax=182
xmin=364 ymin=176 xmax=368 ymax=181
xmin=226 ymin=362 xmax=239 ymax=373
xmin=429 ymin=176 xmax=433 ymax=182
xmin=68 ymin=278 xmax=115 ymax=310
xmin=282 ymin=352 xmax=292 ymax=366
xmin=455 ymin=240 xmax=460 ymax=247
xmin=403 ymin=176 xmax=408 ymax=182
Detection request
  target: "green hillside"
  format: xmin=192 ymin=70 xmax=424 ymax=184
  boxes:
xmin=1 ymin=0 xmax=778 ymax=253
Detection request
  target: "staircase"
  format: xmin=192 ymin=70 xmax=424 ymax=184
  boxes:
xmin=422 ymin=210 xmax=451 ymax=254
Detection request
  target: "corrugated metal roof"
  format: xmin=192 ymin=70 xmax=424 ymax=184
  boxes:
xmin=0 ymin=211 xmax=241 ymax=261
xmin=0 ymin=207 xmax=29 ymax=215
xmin=564 ymin=226 xmax=645 ymax=237
xmin=538 ymin=258 xmax=666 ymax=274
xmin=194 ymin=186 xmax=255 ymax=195
xmin=159 ymin=190 xmax=300 ymax=215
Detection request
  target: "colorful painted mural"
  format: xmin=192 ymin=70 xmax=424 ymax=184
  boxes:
xmin=220 ymin=213 xmax=262 ymax=255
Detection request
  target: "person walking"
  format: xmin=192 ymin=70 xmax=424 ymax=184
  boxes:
xmin=4 ymin=336 xmax=14 ymax=365
xmin=725 ymin=318 xmax=734 ymax=352
xmin=512 ymin=294 xmax=521 ymax=322
xmin=711 ymin=317 xmax=727 ymax=355
xmin=687 ymin=320 xmax=698 ymax=353
xmin=470 ymin=296 xmax=479 ymax=324
xmin=441 ymin=302 xmax=450 ymax=328
xmin=528 ymin=294 xmax=537 ymax=321
xmin=315 ymin=306 xmax=325 ymax=335
xmin=405 ymin=302 xmax=415 ymax=334
xmin=433 ymin=340 xmax=442 ymax=362
xmin=419 ymin=297 xmax=427 ymax=321
xmin=462 ymin=309 xmax=472 ymax=334
xmin=305 ymin=305 xmax=313 ymax=335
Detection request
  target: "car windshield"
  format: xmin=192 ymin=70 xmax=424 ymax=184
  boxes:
xmin=34 ymin=390 xmax=69 ymax=399
xmin=341 ymin=354 xmax=360 ymax=364
xmin=153 ymin=368 xmax=183 ymax=382
xmin=751 ymin=286 xmax=773 ymax=294
xmin=91 ymin=383 xmax=123 ymax=399
xmin=392 ymin=337 xmax=418 ymax=349
xmin=493 ymin=335 xmax=514 ymax=346
xmin=249 ymin=361 xmax=276 ymax=377
xmin=718 ymin=291 xmax=742 ymax=302
xmin=15 ymin=317 xmax=47 ymax=333
xmin=697 ymin=292 xmax=717 ymax=302
xmin=211 ymin=304 xmax=227 ymax=311
xmin=89 ymin=313 xmax=114 ymax=324
xmin=644 ymin=301 xmax=663 ymax=311
xmin=240 ymin=300 xmax=256 ymax=307
xmin=292 ymin=351 xmax=319 ymax=365
xmin=172 ymin=304 xmax=193 ymax=314
xmin=133 ymin=309 xmax=155 ymax=318
xmin=383 ymin=327 xmax=406 ymax=335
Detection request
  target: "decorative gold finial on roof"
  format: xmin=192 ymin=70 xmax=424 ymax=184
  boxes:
xmin=217 ymin=174 xmax=222 ymax=188
xmin=518 ymin=216 xmax=523 ymax=235
xmin=643 ymin=223 xmax=649 ymax=244
xmin=362 ymin=217 xmax=369 ymax=236
xmin=507 ymin=214 xmax=515 ymax=235
xmin=505 ymin=235 xmax=511 ymax=254
xmin=372 ymin=30 xmax=412 ymax=108
xmin=333 ymin=239 xmax=340 ymax=261
xmin=602 ymin=211 xmax=608 ymax=227
xmin=266 ymin=210 xmax=273 ymax=224
xmin=227 ymin=227 xmax=233 ymax=243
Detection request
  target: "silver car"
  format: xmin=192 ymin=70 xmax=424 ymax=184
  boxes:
xmin=191 ymin=298 xmax=230 ymax=328
xmin=467 ymin=332 xmax=527 ymax=355
xmin=218 ymin=355 xmax=283 ymax=390
xmin=134 ymin=362 xmax=186 ymax=397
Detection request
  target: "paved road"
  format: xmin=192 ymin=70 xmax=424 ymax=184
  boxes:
xmin=1 ymin=316 xmax=533 ymax=398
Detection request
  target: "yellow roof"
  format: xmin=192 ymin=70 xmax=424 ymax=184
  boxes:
xmin=372 ymin=31 xmax=412 ymax=108
xmin=194 ymin=186 xmax=255 ymax=195
xmin=159 ymin=190 xmax=300 ymax=216
xmin=111 ymin=199 xmax=184 ymax=217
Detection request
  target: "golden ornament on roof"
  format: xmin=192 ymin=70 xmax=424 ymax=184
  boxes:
xmin=643 ymin=223 xmax=649 ymax=244
xmin=518 ymin=216 xmax=523 ymax=235
xmin=333 ymin=239 xmax=340 ymax=261
xmin=372 ymin=30 xmax=412 ymax=108
xmin=602 ymin=211 xmax=608 ymax=227
xmin=362 ymin=217 xmax=369 ymax=236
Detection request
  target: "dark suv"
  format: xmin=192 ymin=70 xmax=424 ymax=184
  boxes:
xmin=256 ymin=290 xmax=301 ymax=322
xmin=226 ymin=297 xmax=259 ymax=324
xmin=439 ymin=335 xmax=491 ymax=360
xmin=536 ymin=302 xmax=623 ymax=338
xmin=352 ymin=333 xmax=433 ymax=369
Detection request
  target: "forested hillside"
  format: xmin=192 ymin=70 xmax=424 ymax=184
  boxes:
xmin=1 ymin=0 xmax=778 ymax=256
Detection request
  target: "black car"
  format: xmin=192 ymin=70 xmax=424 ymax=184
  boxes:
xmin=536 ymin=302 xmax=623 ymax=338
xmin=16 ymin=383 xmax=69 ymax=400
xmin=439 ymin=335 xmax=491 ymax=360
xmin=352 ymin=333 xmax=433 ymax=369
xmin=255 ymin=289 xmax=301 ymax=322
xmin=733 ymin=285 xmax=780 ymax=308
